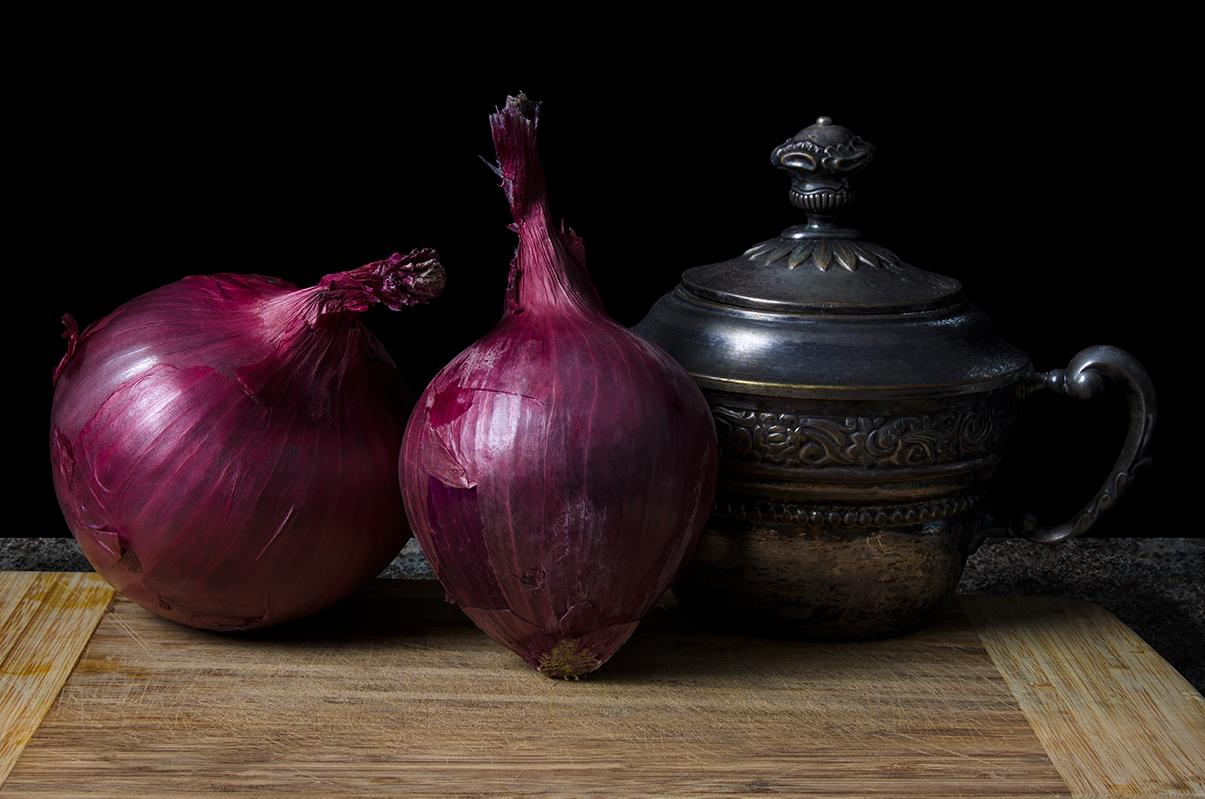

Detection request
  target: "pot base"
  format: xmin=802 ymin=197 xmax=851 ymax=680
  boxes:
xmin=674 ymin=513 xmax=975 ymax=640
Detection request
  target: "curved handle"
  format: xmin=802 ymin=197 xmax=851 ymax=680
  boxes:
xmin=1017 ymin=345 xmax=1156 ymax=543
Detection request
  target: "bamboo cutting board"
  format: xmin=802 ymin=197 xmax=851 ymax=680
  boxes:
xmin=1 ymin=573 xmax=1202 ymax=797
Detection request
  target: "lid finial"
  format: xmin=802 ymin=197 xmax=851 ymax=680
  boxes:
xmin=771 ymin=117 xmax=874 ymax=230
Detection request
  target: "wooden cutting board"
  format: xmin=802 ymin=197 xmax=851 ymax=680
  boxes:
xmin=1 ymin=572 xmax=1202 ymax=797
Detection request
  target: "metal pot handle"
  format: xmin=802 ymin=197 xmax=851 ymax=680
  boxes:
xmin=1013 ymin=345 xmax=1156 ymax=543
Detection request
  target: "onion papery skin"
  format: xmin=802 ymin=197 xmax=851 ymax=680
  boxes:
xmin=51 ymin=251 xmax=443 ymax=631
xmin=401 ymin=96 xmax=718 ymax=678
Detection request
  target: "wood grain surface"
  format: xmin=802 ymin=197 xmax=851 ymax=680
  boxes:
xmin=0 ymin=572 xmax=113 ymax=784
xmin=962 ymin=595 xmax=1205 ymax=798
xmin=1 ymin=577 xmax=1201 ymax=797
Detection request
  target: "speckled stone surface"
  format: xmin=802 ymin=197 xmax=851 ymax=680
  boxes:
xmin=3 ymin=536 xmax=1201 ymax=692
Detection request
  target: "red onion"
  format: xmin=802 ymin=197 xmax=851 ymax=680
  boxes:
xmin=400 ymin=96 xmax=718 ymax=678
xmin=51 ymin=250 xmax=443 ymax=630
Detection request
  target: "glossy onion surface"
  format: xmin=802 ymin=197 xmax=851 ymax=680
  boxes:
xmin=52 ymin=251 xmax=443 ymax=630
xmin=401 ymin=97 xmax=718 ymax=677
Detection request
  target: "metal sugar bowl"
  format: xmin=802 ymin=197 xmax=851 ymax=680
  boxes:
xmin=635 ymin=117 xmax=1156 ymax=639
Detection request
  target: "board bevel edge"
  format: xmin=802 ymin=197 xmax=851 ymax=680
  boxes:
xmin=0 ymin=571 xmax=115 ymax=787
xmin=960 ymin=594 xmax=1205 ymax=797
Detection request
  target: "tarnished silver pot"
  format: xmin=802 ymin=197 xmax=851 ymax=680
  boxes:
xmin=635 ymin=117 xmax=1155 ymax=638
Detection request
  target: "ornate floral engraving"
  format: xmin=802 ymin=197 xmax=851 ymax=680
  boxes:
xmin=744 ymin=238 xmax=906 ymax=274
xmin=712 ymin=400 xmax=1014 ymax=468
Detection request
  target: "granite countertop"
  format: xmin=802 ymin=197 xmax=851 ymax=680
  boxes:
xmin=3 ymin=536 xmax=1201 ymax=693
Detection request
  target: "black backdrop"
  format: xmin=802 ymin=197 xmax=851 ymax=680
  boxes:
xmin=13 ymin=49 xmax=1188 ymax=541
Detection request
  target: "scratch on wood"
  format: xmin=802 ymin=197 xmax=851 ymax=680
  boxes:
xmin=105 ymin=610 xmax=151 ymax=654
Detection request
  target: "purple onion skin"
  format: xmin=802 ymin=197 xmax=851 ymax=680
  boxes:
xmin=401 ymin=96 xmax=718 ymax=678
xmin=51 ymin=251 xmax=443 ymax=631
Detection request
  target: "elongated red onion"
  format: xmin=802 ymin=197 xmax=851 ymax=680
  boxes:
xmin=400 ymin=96 xmax=718 ymax=678
xmin=51 ymin=250 xmax=443 ymax=630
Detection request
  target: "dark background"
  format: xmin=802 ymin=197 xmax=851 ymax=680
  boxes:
xmin=13 ymin=37 xmax=1189 ymax=540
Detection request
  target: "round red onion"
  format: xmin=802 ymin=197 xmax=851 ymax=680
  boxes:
xmin=51 ymin=250 xmax=443 ymax=630
xmin=401 ymin=96 xmax=718 ymax=678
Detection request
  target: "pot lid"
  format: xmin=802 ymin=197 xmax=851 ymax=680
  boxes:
xmin=682 ymin=117 xmax=962 ymax=315
xmin=635 ymin=117 xmax=1030 ymax=399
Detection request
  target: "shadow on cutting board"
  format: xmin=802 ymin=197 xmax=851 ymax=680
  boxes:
xmin=219 ymin=579 xmax=1020 ymax=685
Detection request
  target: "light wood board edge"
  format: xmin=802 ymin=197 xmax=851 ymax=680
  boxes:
xmin=961 ymin=595 xmax=1205 ymax=798
xmin=0 ymin=572 xmax=114 ymax=787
